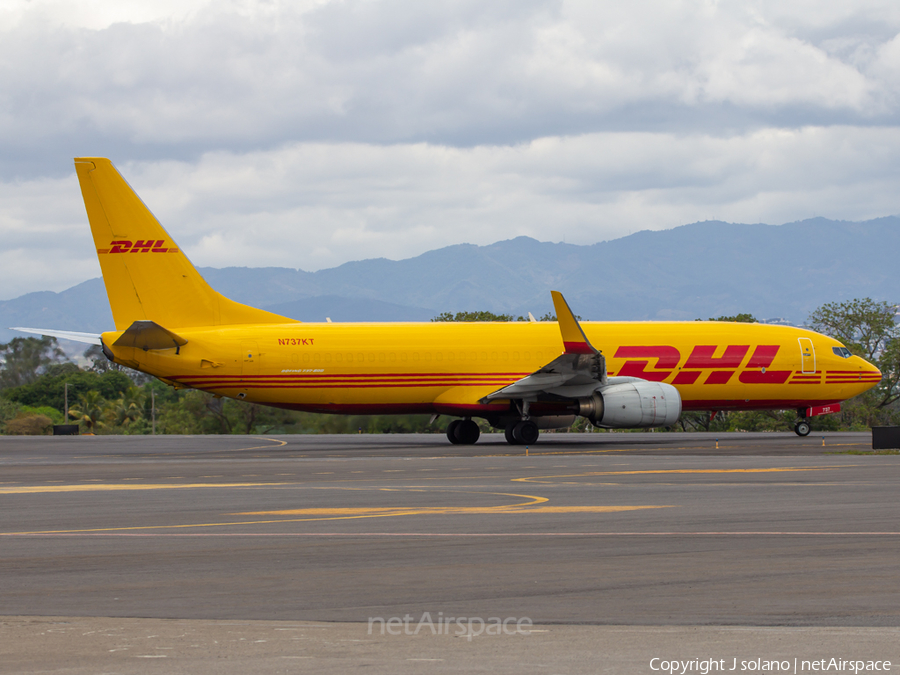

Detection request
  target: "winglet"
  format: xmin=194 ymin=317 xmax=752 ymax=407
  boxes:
xmin=551 ymin=291 xmax=596 ymax=355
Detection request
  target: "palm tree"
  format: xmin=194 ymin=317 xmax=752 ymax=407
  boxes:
xmin=68 ymin=390 xmax=106 ymax=433
xmin=110 ymin=386 xmax=145 ymax=427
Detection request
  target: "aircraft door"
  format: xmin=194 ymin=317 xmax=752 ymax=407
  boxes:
xmin=798 ymin=338 xmax=815 ymax=374
xmin=241 ymin=341 xmax=260 ymax=378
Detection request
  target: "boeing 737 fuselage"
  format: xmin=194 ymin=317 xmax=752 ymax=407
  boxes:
xmin=12 ymin=158 xmax=882 ymax=445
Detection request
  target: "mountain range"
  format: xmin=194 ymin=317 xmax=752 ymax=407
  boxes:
xmin=2 ymin=216 xmax=898 ymax=346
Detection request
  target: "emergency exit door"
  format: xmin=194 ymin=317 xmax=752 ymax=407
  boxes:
xmin=798 ymin=337 xmax=815 ymax=374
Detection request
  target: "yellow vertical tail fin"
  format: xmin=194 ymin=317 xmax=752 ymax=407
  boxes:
xmin=75 ymin=157 xmax=296 ymax=330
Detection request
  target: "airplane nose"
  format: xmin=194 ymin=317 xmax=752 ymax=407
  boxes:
xmin=865 ymin=357 xmax=882 ymax=381
xmin=844 ymin=356 xmax=882 ymax=392
xmin=858 ymin=359 xmax=882 ymax=387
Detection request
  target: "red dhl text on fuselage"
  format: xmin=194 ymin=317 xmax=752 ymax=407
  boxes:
xmin=104 ymin=321 xmax=881 ymax=413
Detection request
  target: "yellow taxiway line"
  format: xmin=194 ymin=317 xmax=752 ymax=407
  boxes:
xmin=0 ymin=482 xmax=287 ymax=495
xmin=0 ymin=485 xmax=670 ymax=535
xmin=232 ymin=505 xmax=670 ymax=516
xmin=513 ymin=465 xmax=854 ymax=483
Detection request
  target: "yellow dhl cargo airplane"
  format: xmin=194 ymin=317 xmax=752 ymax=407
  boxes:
xmin=13 ymin=158 xmax=882 ymax=444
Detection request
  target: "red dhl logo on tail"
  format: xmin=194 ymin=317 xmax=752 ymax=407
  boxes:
xmin=97 ymin=240 xmax=179 ymax=254
xmin=612 ymin=345 xmax=792 ymax=385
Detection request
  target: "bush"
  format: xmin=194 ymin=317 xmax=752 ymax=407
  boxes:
xmin=2 ymin=369 xmax=132 ymax=412
xmin=5 ymin=414 xmax=54 ymax=435
xmin=0 ymin=398 xmax=20 ymax=432
xmin=19 ymin=405 xmax=64 ymax=424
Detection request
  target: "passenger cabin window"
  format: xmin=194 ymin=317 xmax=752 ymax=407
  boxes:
xmin=832 ymin=347 xmax=852 ymax=358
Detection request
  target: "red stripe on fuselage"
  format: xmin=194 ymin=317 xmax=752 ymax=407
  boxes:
xmin=682 ymin=398 xmax=842 ymax=411
xmin=175 ymin=371 xmax=531 ymax=380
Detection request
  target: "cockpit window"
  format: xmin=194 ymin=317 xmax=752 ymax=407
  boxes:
xmin=832 ymin=347 xmax=852 ymax=358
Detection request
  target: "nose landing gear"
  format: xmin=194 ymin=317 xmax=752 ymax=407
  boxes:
xmin=793 ymin=406 xmax=812 ymax=436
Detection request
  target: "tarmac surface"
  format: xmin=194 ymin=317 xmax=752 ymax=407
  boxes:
xmin=1 ymin=431 xmax=898 ymax=672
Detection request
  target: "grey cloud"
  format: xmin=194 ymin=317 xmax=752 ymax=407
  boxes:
xmin=4 ymin=124 xmax=900 ymax=299
xmin=3 ymin=1 xmax=900 ymax=299
xmin=305 ymin=0 xmax=554 ymax=60
xmin=2 ymin=1 xmax=900 ymax=179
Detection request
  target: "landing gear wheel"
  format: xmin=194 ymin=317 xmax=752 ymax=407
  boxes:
xmin=447 ymin=419 xmax=462 ymax=444
xmin=513 ymin=420 xmax=539 ymax=445
xmin=448 ymin=419 xmax=480 ymax=445
xmin=455 ymin=419 xmax=481 ymax=445
xmin=505 ymin=420 xmax=540 ymax=445
xmin=794 ymin=420 xmax=811 ymax=437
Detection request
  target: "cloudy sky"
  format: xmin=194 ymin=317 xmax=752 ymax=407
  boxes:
xmin=2 ymin=0 xmax=900 ymax=299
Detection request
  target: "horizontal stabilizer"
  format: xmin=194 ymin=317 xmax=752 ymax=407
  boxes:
xmin=9 ymin=327 xmax=102 ymax=345
xmin=113 ymin=321 xmax=187 ymax=351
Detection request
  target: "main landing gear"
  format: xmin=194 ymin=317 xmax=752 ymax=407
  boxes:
xmin=446 ymin=400 xmax=543 ymax=446
xmin=504 ymin=420 xmax=539 ymax=445
xmin=447 ymin=418 xmax=480 ymax=445
xmin=503 ymin=399 xmax=539 ymax=445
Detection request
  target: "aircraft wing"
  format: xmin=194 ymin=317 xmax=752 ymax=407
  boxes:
xmin=9 ymin=327 xmax=102 ymax=345
xmin=482 ymin=291 xmax=607 ymax=402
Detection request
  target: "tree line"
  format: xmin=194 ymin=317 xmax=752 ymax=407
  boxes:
xmin=1 ymin=298 xmax=898 ymax=435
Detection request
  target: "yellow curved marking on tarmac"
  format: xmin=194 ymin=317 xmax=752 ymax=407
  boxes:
xmin=1 ymin=513 xmax=430 ymax=535
xmin=1 ymin=504 xmax=674 ymax=535
xmin=512 ymin=465 xmax=855 ymax=483
xmin=73 ymin=437 xmax=290 ymax=461
xmin=233 ymin=505 xmax=671 ymax=515
xmin=235 ymin=489 xmax=549 ymax=515
xmin=0 ymin=488 xmax=669 ymax=535
xmin=0 ymin=482 xmax=287 ymax=495
xmin=232 ymin=437 xmax=288 ymax=452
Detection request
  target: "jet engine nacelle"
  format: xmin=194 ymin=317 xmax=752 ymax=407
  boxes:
xmin=576 ymin=381 xmax=682 ymax=428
